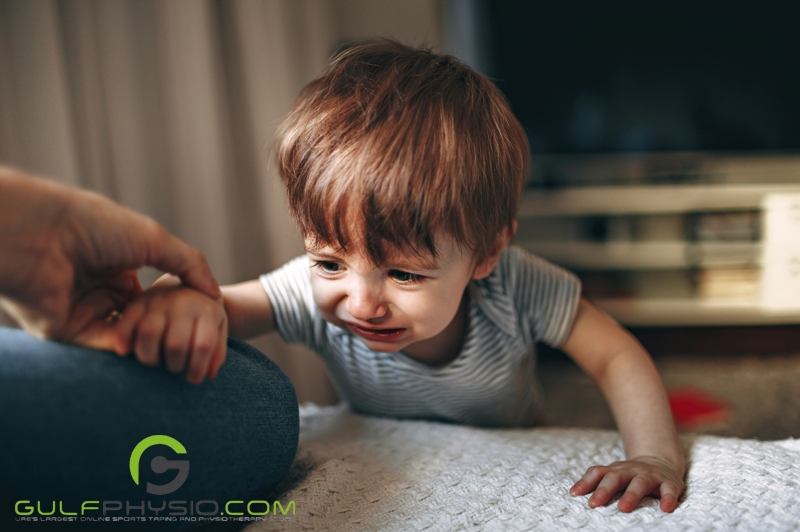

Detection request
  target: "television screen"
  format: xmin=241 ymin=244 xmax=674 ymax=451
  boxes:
xmin=486 ymin=1 xmax=800 ymax=155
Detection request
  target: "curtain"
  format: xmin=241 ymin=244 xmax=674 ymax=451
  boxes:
xmin=0 ymin=0 xmax=443 ymax=404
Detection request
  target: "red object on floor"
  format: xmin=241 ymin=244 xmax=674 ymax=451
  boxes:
xmin=668 ymin=386 xmax=732 ymax=431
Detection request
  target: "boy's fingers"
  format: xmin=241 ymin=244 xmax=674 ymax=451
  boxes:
xmin=617 ymin=475 xmax=658 ymax=513
xmin=658 ymin=481 xmax=682 ymax=512
xmin=186 ymin=314 xmax=218 ymax=384
xmin=588 ymin=471 xmax=627 ymax=508
xmin=134 ymin=311 xmax=167 ymax=366
xmin=208 ymin=320 xmax=228 ymax=379
xmin=163 ymin=315 xmax=193 ymax=374
xmin=574 ymin=463 xmax=685 ymax=513
xmin=570 ymin=466 xmax=608 ymax=496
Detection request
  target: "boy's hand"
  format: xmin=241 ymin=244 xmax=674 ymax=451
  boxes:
xmin=73 ymin=281 xmax=228 ymax=384
xmin=569 ymin=456 xmax=685 ymax=513
xmin=117 ymin=285 xmax=227 ymax=384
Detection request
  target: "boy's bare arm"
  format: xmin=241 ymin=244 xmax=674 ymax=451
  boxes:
xmin=560 ymin=298 xmax=685 ymax=513
xmin=221 ymin=280 xmax=277 ymax=340
xmin=151 ymin=276 xmax=277 ymax=339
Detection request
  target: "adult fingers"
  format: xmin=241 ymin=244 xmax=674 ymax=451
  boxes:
xmin=80 ymin=268 xmax=142 ymax=297
xmin=111 ymin=300 xmax=148 ymax=356
xmin=67 ymin=193 xmax=220 ymax=300
xmin=143 ymin=221 xmax=220 ymax=300
xmin=71 ymin=322 xmax=124 ymax=353
xmin=58 ymin=286 xmax=130 ymax=342
xmin=617 ymin=475 xmax=660 ymax=513
xmin=60 ymin=291 xmax=117 ymax=338
xmin=67 ymin=291 xmax=129 ymax=353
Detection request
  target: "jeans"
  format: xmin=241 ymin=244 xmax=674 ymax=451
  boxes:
xmin=0 ymin=327 xmax=299 ymax=530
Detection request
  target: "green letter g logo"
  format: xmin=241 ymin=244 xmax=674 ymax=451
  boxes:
xmin=130 ymin=435 xmax=189 ymax=495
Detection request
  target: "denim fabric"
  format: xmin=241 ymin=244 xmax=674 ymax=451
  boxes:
xmin=0 ymin=327 xmax=299 ymax=530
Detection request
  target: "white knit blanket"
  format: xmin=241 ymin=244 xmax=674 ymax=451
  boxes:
xmin=247 ymin=404 xmax=800 ymax=531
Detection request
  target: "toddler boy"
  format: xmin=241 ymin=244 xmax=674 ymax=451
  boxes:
xmin=79 ymin=40 xmax=685 ymax=513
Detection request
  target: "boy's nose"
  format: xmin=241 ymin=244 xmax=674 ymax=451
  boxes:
xmin=345 ymin=281 xmax=387 ymax=321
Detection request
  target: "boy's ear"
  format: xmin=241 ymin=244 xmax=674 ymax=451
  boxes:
xmin=472 ymin=221 xmax=517 ymax=280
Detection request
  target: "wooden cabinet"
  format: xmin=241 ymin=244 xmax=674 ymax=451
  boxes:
xmin=515 ymin=154 xmax=800 ymax=326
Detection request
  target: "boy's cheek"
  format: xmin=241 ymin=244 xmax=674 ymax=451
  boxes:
xmin=398 ymin=293 xmax=449 ymax=324
xmin=310 ymin=289 xmax=340 ymax=323
xmin=317 ymin=307 xmax=338 ymax=325
xmin=310 ymin=279 xmax=338 ymax=308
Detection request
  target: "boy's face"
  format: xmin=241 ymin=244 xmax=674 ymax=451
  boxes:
xmin=305 ymin=234 xmax=479 ymax=363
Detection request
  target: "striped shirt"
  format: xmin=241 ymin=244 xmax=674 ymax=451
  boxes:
xmin=260 ymin=246 xmax=581 ymax=427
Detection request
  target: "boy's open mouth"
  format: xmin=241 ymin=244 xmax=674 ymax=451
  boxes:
xmin=347 ymin=323 xmax=406 ymax=341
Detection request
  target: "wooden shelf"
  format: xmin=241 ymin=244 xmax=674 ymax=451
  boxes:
xmin=518 ymin=167 xmax=800 ymax=326
xmin=593 ymin=297 xmax=800 ymax=326
xmin=519 ymin=241 xmax=761 ymax=270
xmin=519 ymin=184 xmax=800 ymax=217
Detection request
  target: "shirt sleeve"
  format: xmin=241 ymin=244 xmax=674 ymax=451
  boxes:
xmin=259 ymin=255 xmax=317 ymax=348
xmin=503 ymin=246 xmax=582 ymax=347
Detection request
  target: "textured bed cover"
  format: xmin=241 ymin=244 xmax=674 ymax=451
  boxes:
xmin=247 ymin=404 xmax=800 ymax=531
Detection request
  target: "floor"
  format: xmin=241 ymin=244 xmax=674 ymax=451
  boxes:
xmin=538 ymin=348 xmax=800 ymax=441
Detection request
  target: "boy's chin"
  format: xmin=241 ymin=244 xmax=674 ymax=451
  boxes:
xmin=358 ymin=337 xmax=410 ymax=353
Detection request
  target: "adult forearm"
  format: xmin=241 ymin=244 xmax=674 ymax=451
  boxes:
xmin=0 ymin=167 xmax=70 ymax=298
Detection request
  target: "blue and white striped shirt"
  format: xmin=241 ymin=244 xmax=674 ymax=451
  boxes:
xmin=260 ymin=246 xmax=581 ymax=427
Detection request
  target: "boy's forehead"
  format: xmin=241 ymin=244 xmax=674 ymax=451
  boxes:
xmin=304 ymin=235 xmax=460 ymax=270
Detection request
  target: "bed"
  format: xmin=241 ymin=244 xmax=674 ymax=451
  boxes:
xmin=247 ymin=403 xmax=800 ymax=531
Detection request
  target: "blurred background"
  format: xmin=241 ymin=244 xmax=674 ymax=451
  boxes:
xmin=1 ymin=0 xmax=799 ymax=438
xmin=0 ymin=0 xmax=449 ymax=406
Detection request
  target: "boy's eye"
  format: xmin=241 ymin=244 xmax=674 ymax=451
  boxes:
xmin=389 ymin=270 xmax=423 ymax=284
xmin=314 ymin=261 xmax=342 ymax=274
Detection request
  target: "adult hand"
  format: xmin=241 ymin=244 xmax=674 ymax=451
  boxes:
xmin=0 ymin=166 xmax=220 ymax=342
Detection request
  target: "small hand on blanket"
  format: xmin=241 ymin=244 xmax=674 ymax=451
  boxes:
xmin=569 ymin=455 xmax=685 ymax=513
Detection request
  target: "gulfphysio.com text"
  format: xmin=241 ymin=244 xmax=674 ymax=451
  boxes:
xmin=14 ymin=499 xmax=295 ymax=523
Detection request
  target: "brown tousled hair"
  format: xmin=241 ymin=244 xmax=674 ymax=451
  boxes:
xmin=276 ymin=39 xmax=529 ymax=267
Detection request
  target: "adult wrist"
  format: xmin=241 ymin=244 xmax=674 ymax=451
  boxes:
xmin=0 ymin=168 xmax=71 ymax=296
